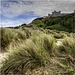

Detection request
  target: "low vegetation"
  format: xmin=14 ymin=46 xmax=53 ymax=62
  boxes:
xmin=0 ymin=26 xmax=75 ymax=75
xmin=31 ymin=13 xmax=74 ymax=32
xmin=59 ymin=37 xmax=75 ymax=57
xmin=0 ymin=27 xmax=31 ymax=51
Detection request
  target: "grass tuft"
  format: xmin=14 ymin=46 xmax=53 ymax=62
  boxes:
xmin=1 ymin=34 xmax=56 ymax=74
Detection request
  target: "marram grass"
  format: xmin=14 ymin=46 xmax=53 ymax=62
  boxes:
xmin=1 ymin=27 xmax=75 ymax=75
xmin=0 ymin=27 xmax=31 ymax=51
xmin=59 ymin=36 xmax=75 ymax=57
xmin=1 ymin=34 xmax=56 ymax=74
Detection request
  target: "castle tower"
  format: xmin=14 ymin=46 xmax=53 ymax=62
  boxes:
xmin=59 ymin=11 xmax=61 ymax=14
xmin=48 ymin=13 xmax=51 ymax=17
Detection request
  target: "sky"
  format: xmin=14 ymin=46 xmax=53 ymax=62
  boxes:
xmin=0 ymin=0 xmax=75 ymax=27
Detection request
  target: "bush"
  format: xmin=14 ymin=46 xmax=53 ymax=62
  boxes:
xmin=32 ymin=20 xmax=46 ymax=27
xmin=46 ymin=24 xmax=69 ymax=32
xmin=31 ymin=13 xmax=74 ymax=32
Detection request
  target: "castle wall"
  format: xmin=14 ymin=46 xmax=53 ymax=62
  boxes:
xmin=43 ymin=11 xmax=69 ymax=18
xmin=49 ymin=11 xmax=69 ymax=17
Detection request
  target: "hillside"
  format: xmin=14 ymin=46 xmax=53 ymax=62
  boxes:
xmin=0 ymin=27 xmax=75 ymax=75
xmin=31 ymin=13 xmax=74 ymax=32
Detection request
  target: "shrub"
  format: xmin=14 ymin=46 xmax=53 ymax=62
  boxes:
xmin=46 ymin=24 xmax=69 ymax=32
xmin=32 ymin=20 xmax=45 ymax=27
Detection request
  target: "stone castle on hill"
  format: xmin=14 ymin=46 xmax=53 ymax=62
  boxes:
xmin=43 ymin=10 xmax=69 ymax=18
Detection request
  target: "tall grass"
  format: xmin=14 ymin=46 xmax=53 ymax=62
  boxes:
xmin=1 ymin=34 xmax=56 ymax=74
xmin=1 ymin=27 xmax=75 ymax=75
xmin=59 ymin=36 xmax=75 ymax=57
xmin=1 ymin=28 xmax=16 ymax=51
xmin=31 ymin=34 xmax=56 ymax=55
xmin=0 ymin=27 xmax=31 ymax=51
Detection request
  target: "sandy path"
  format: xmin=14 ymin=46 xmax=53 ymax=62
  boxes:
xmin=56 ymin=41 xmax=62 ymax=46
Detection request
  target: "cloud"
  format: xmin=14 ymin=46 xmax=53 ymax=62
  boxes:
xmin=1 ymin=0 xmax=75 ymax=18
xmin=0 ymin=0 xmax=75 ymax=26
xmin=0 ymin=17 xmax=37 ymax=27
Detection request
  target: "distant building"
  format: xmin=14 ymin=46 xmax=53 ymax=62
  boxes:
xmin=43 ymin=10 xmax=69 ymax=18
xmin=43 ymin=16 xmax=49 ymax=18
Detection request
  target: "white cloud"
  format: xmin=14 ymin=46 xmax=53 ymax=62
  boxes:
xmin=1 ymin=0 xmax=75 ymax=18
xmin=0 ymin=17 xmax=37 ymax=27
xmin=0 ymin=0 xmax=75 ymax=27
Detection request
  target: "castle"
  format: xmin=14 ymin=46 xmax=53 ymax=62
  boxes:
xmin=43 ymin=10 xmax=69 ymax=18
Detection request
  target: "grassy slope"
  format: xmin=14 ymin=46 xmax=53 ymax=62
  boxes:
xmin=0 ymin=27 xmax=75 ymax=75
xmin=31 ymin=13 xmax=74 ymax=32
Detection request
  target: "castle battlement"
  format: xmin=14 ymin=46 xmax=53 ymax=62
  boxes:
xmin=49 ymin=10 xmax=69 ymax=17
xmin=43 ymin=10 xmax=69 ymax=18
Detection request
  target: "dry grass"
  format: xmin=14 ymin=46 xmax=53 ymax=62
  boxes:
xmin=1 ymin=33 xmax=56 ymax=74
xmin=59 ymin=36 xmax=75 ymax=58
xmin=0 ymin=27 xmax=75 ymax=75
